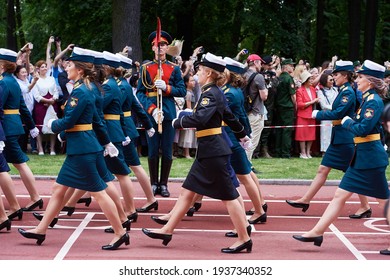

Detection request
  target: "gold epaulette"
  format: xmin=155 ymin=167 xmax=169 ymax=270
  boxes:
xmin=367 ymin=94 xmax=374 ymax=101
xmin=102 ymin=79 xmax=109 ymax=85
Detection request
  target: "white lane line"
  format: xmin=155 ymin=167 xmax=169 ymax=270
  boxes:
xmin=54 ymin=212 xmax=95 ymax=260
xmin=329 ymin=224 xmax=366 ymax=260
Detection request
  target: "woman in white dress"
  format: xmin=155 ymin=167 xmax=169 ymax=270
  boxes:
xmin=30 ymin=60 xmax=59 ymax=155
xmin=316 ymin=71 xmax=338 ymax=154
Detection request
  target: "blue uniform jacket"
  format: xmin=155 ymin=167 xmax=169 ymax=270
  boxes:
xmin=0 ymin=85 xmax=6 ymax=141
xmin=0 ymin=72 xmax=35 ymax=136
xmin=173 ymin=83 xmax=246 ymax=159
xmin=137 ymin=60 xmax=186 ymax=121
xmin=342 ymin=89 xmax=388 ymax=169
xmin=51 ymin=80 xmax=105 ymax=155
xmin=118 ymin=77 xmax=152 ymax=139
xmin=316 ymin=82 xmax=356 ymax=145
xmin=102 ymin=76 xmax=126 ymax=143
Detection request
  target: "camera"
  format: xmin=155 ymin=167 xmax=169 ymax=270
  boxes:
xmin=54 ymin=36 xmax=61 ymax=42
xmin=242 ymin=49 xmax=248 ymax=54
xmin=28 ymin=42 xmax=33 ymax=49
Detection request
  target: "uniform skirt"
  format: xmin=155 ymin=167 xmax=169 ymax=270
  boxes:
xmin=96 ymin=151 xmax=115 ymax=182
xmin=3 ymin=135 xmax=29 ymax=164
xmin=0 ymin=154 xmax=10 ymax=173
xmin=104 ymin=142 xmax=131 ymax=175
xmin=230 ymin=142 xmax=252 ymax=175
xmin=183 ymin=155 xmax=239 ymax=200
xmin=56 ymin=152 xmax=107 ymax=192
xmin=339 ymin=166 xmax=389 ymax=199
xmin=321 ymin=143 xmax=354 ymax=172
xmin=123 ymin=142 xmax=141 ymax=166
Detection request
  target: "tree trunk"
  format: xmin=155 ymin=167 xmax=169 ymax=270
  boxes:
xmin=112 ymin=0 xmax=142 ymax=63
xmin=347 ymin=0 xmax=360 ymax=61
xmin=363 ymin=0 xmax=379 ymax=60
xmin=6 ymin=0 xmax=17 ymax=50
xmin=314 ymin=0 xmax=326 ymax=66
xmin=15 ymin=0 xmax=24 ymax=48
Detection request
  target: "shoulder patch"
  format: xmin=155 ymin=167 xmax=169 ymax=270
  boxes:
xmin=70 ymin=97 xmax=79 ymax=107
xmin=341 ymin=95 xmax=349 ymax=104
xmin=201 ymin=97 xmax=210 ymax=106
xmin=291 ymin=83 xmax=295 ymax=88
xmin=364 ymin=108 xmax=374 ymax=119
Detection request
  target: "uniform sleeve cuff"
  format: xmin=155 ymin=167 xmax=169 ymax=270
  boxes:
xmin=147 ymin=104 xmax=157 ymax=115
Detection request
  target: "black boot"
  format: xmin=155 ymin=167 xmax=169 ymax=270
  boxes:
xmin=148 ymin=157 xmax=160 ymax=195
xmin=159 ymin=157 xmax=172 ymax=197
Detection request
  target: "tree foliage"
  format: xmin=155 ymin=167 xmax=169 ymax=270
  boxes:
xmin=1 ymin=0 xmax=389 ymax=66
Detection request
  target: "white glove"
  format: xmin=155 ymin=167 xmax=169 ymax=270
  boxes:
xmin=57 ymin=134 xmax=64 ymax=143
xmin=312 ymin=110 xmax=319 ymax=119
xmin=341 ymin=116 xmax=352 ymax=125
xmin=0 ymin=141 xmax=5 ymax=153
xmin=104 ymin=142 xmax=119 ymax=157
xmin=154 ymin=79 xmax=167 ymax=91
xmin=146 ymin=127 xmax=155 ymax=138
xmin=122 ymin=136 xmax=131 ymax=146
xmin=29 ymin=127 xmax=39 ymax=138
xmin=47 ymin=118 xmax=56 ymax=129
xmin=152 ymin=108 xmax=164 ymax=124
xmin=240 ymin=136 xmax=253 ymax=151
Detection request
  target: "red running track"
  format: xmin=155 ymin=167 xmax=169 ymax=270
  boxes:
xmin=0 ymin=178 xmax=389 ymax=260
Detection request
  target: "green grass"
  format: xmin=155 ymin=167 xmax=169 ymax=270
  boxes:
xmin=7 ymin=154 xmax=359 ymax=180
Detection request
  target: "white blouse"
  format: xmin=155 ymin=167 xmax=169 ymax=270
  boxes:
xmin=31 ymin=76 xmax=59 ymax=103
xmin=15 ymin=77 xmax=35 ymax=114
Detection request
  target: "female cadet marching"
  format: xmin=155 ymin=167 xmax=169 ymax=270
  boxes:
xmin=142 ymin=53 xmax=253 ymax=253
xmin=0 ymin=48 xmax=42 ymax=219
xmin=115 ymin=53 xmax=158 ymax=213
xmin=18 ymin=47 xmax=129 ymax=250
xmin=286 ymin=61 xmax=371 ymax=218
xmin=292 ymin=60 xmax=389 ymax=252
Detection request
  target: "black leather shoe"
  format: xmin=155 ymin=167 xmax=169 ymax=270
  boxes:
xmin=22 ymin=199 xmax=44 ymax=211
xmin=104 ymin=219 xmax=131 ymax=233
xmin=127 ymin=212 xmax=138 ymax=222
xmin=160 ymin=185 xmax=170 ymax=197
xmin=194 ymin=202 xmax=202 ymax=211
xmin=151 ymin=215 xmax=168 ymax=225
xmin=136 ymin=201 xmax=158 ymax=213
xmin=62 ymin=206 xmax=75 ymax=216
xmin=286 ymin=200 xmax=310 ymax=212
xmin=248 ymin=213 xmax=267 ymax=224
xmin=152 ymin=184 xmax=161 ymax=196
xmin=142 ymin=228 xmax=172 ymax=246
xmin=380 ymin=249 xmax=390 ymax=255
xmin=225 ymin=225 xmax=252 ymax=238
xmin=186 ymin=207 xmax=195 ymax=217
xmin=8 ymin=208 xmax=23 ymax=220
xmin=0 ymin=219 xmax=11 ymax=231
xmin=292 ymin=235 xmax=323 ymax=247
xmin=33 ymin=212 xmax=58 ymax=228
xmin=349 ymin=208 xmax=372 ymax=219
xmin=221 ymin=239 xmax=253 ymax=253
xmin=246 ymin=203 xmax=268 ymax=215
xmin=18 ymin=228 xmax=46 ymax=245
xmin=77 ymin=197 xmax=92 ymax=207
xmin=101 ymin=233 xmax=130 ymax=250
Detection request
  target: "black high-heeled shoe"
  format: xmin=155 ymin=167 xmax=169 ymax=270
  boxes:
xmin=380 ymin=249 xmax=390 ymax=255
xmin=33 ymin=212 xmax=58 ymax=228
xmin=101 ymin=233 xmax=130 ymax=250
xmin=248 ymin=213 xmax=267 ymax=224
xmin=245 ymin=203 xmax=268 ymax=215
xmin=104 ymin=219 xmax=131 ymax=233
xmin=194 ymin=202 xmax=202 ymax=211
xmin=151 ymin=215 xmax=168 ymax=225
xmin=61 ymin=206 xmax=75 ymax=216
xmin=186 ymin=207 xmax=196 ymax=217
xmin=8 ymin=208 xmax=23 ymax=220
xmin=292 ymin=235 xmax=323 ymax=247
xmin=77 ymin=197 xmax=92 ymax=207
xmin=142 ymin=228 xmax=172 ymax=246
xmin=127 ymin=212 xmax=138 ymax=222
xmin=286 ymin=200 xmax=310 ymax=212
xmin=221 ymin=239 xmax=253 ymax=253
xmin=349 ymin=208 xmax=372 ymax=219
xmin=225 ymin=225 xmax=252 ymax=238
xmin=0 ymin=219 xmax=11 ymax=231
xmin=136 ymin=201 xmax=158 ymax=213
xmin=22 ymin=199 xmax=44 ymax=211
xmin=18 ymin=228 xmax=46 ymax=245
